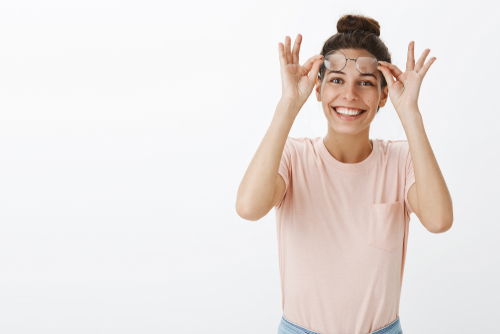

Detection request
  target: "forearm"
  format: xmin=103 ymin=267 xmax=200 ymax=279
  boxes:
xmin=401 ymin=110 xmax=454 ymax=230
xmin=236 ymin=99 xmax=299 ymax=218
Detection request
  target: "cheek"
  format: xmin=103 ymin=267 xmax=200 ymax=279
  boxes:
xmin=368 ymin=91 xmax=380 ymax=105
xmin=321 ymin=91 xmax=336 ymax=103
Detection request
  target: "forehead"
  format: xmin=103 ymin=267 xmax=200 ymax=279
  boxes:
xmin=336 ymin=48 xmax=371 ymax=59
xmin=323 ymin=48 xmax=381 ymax=84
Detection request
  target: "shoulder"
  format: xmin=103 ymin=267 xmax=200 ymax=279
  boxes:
xmin=375 ymin=138 xmax=409 ymax=158
xmin=285 ymin=136 xmax=319 ymax=152
xmin=373 ymin=139 xmax=411 ymax=170
xmin=286 ymin=136 xmax=315 ymax=144
xmin=375 ymin=138 xmax=408 ymax=153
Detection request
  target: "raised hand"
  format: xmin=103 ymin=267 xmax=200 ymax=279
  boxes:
xmin=278 ymin=34 xmax=324 ymax=110
xmin=377 ymin=41 xmax=436 ymax=116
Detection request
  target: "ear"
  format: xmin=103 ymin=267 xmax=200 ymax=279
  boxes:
xmin=315 ymin=76 xmax=322 ymax=101
xmin=378 ymin=85 xmax=389 ymax=108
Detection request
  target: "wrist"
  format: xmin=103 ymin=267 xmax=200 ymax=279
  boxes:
xmin=277 ymin=98 xmax=302 ymax=116
xmin=400 ymin=108 xmax=423 ymax=128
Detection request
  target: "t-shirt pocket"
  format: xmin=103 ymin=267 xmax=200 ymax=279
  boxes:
xmin=368 ymin=200 xmax=405 ymax=252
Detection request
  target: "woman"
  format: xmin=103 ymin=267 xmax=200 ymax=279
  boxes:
xmin=236 ymin=14 xmax=453 ymax=334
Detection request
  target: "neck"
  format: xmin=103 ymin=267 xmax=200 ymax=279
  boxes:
xmin=323 ymin=130 xmax=373 ymax=164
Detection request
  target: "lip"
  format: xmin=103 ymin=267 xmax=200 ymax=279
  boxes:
xmin=331 ymin=106 xmax=367 ymax=121
xmin=334 ymin=105 xmax=365 ymax=112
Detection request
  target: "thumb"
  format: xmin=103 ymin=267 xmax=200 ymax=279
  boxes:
xmin=308 ymin=58 xmax=324 ymax=85
xmin=378 ymin=65 xmax=395 ymax=89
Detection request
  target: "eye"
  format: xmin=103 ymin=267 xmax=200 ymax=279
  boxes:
xmin=330 ymin=78 xmax=343 ymax=84
xmin=360 ymin=81 xmax=374 ymax=86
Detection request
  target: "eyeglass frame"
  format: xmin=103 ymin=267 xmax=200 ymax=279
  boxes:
xmin=320 ymin=50 xmax=381 ymax=76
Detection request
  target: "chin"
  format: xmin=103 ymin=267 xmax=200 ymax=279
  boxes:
xmin=324 ymin=114 xmax=372 ymax=135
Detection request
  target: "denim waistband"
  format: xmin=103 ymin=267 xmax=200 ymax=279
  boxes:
xmin=278 ymin=314 xmax=403 ymax=334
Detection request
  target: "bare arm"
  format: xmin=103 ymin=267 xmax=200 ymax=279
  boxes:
xmin=235 ymin=34 xmax=324 ymax=221
xmin=378 ymin=42 xmax=453 ymax=233
xmin=404 ymin=113 xmax=453 ymax=233
xmin=235 ymin=100 xmax=298 ymax=221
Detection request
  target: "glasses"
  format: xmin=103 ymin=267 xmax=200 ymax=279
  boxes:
xmin=322 ymin=50 xmax=380 ymax=75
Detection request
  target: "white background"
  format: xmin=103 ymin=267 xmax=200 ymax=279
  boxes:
xmin=0 ymin=0 xmax=498 ymax=333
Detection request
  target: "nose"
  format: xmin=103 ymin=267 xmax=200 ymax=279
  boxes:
xmin=341 ymin=82 xmax=358 ymax=101
xmin=341 ymin=61 xmax=359 ymax=101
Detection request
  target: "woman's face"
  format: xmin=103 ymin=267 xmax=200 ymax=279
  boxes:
xmin=315 ymin=48 xmax=388 ymax=135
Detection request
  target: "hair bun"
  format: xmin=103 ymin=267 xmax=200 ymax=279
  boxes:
xmin=337 ymin=14 xmax=380 ymax=36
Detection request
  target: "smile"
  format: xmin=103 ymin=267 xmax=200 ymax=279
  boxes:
xmin=332 ymin=106 xmax=367 ymax=121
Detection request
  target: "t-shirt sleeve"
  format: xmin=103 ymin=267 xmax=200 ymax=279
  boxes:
xmin=404 ymin=143 xmax=416 ymax=215
xmin=275 ymin=137 xmax=292 ymax=208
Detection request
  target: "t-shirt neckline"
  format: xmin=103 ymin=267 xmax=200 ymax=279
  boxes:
xmin=317 ymin=137 xmax=378 ymax=172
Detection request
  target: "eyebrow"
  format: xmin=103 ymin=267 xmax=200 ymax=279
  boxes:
xmin=327 ymin=70 xmax=377 ymax=80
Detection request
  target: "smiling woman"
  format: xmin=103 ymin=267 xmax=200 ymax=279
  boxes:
xmin=317 ymin=46 xmax=387 ymax=135
xmin=318 ymin=15 xmax=391 ymax=94
xmin=235 ymin=13 xmax=453 ymax=334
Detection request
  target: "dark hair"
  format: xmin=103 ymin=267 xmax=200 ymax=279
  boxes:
xmin=318 ymin=14 xmax=392 ymax=92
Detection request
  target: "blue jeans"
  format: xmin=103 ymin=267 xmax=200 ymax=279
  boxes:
xmin=277 ymin=315 xmax=403 ymax=334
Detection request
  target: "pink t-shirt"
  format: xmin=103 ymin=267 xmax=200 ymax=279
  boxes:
xmin=274 ymin=136 xmax=415 ymax=334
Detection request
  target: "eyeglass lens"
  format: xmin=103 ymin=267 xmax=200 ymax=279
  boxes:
xmin=324 ymin=51 xmax=378 ymax=74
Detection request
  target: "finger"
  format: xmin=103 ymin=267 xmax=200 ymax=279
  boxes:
xmin=406 ymin=41 xmax=415 ymax=71
xmin=378 ymin=65 xmax=395 ymax=89
xmin=303 ymin=54 xmax=324 ymax=72
xmin=415 ymin=48 xmax=430 ymax=72
xmin=379 ymin=61 xmax=403 ymax=79
xmin=292 ymin=34 xmax=302 ymax=65
xmin=284 ymin=36 xmax=292 ymax=64
xmin=418 ymin=57 xmax=436 ymax=78
xmin=308 ymin=58 xmax=324 ymax=85
xmin=278 ymin=42 xmax=287 ymax=67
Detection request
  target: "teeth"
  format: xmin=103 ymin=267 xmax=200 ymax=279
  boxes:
xmin=336 ymin=107 xmax=362 ymax=116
